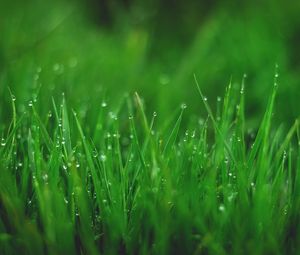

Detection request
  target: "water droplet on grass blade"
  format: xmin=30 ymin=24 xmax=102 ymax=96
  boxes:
xmin=1 ymin=138 xmax=5 ymax=147
xmin=181 ymin=103 xmax=187 ymax=109
xmin=113 ymin=133 xmax=120 ymax=139
xmin=191 ymin=130 xmax=196 ymax=138
xmin=100 ymin=154 xmax=107 ymax=162
xmin=283 ymin=150 xmax=287 ymax=159
xmin=42 ymin=173 xmax=48 ymax=182
xmin=219 ymin=204 xmax=225 ymax=212
xmin=93 ymin=150 xmax=98 ymax=158
xmin=64 ymin=197 xmax=69 ymax=204
xmin=240 ymin=87 xmax=244 ymax=94
xmin=101 ymin=101 xmax=107 ymax=108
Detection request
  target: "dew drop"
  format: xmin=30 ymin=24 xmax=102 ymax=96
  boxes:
xmin=1 ymin=138 xmax=6 ymax=147
xmin=100 ymin=154 xmax=107 ymax=162
xmin=93 ymin=150 xmax=98 ymax=158
xmin=42 ymin=173 xmax=48 ymax=182
xmin=224 ymin=157 xmax=229 ymax=164
xmin=181 ymin=103 xmax=187 ymax=109
xmin=191 ymin=130 xmax=196 ymax=138
xmin=101 ymin=101 xmax=107 ymax=108
xmin=283 ymin=150 xmax=287 ymax=160
xmin=219 ymin=204 xmax=225 ymax=212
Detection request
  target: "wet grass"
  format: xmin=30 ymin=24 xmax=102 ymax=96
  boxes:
xmin=1 ymin=1 xmax=300 ymax=254
xmin=1 ymin=72 xmax=300 ymax=254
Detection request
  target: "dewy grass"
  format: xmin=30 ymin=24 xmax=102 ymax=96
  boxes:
xmin=0 ymin=78 xmax=300 ymax=255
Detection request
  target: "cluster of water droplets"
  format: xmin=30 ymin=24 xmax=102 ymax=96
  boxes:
xmin=108 ymin=112 xmax=118 ymax=121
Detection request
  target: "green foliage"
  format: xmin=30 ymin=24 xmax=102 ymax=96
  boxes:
xmin=1 ymin=77 xmax=300 ymax=254
xmin=1 ymin=0 xmax=300 ymax=254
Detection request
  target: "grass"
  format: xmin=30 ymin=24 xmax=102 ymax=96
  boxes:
xmin=1 ymin=1 xmax=300 ymax=254
xmin=1 ymin=72 xmax=300 ymax=254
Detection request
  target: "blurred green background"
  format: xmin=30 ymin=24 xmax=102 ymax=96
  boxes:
xmin=1 ymin=0 xmax=300 ymax=129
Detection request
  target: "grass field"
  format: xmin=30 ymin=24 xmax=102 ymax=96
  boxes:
xmin=1 ymin=1 xmax=300 ymax=254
